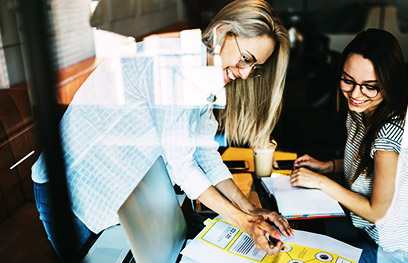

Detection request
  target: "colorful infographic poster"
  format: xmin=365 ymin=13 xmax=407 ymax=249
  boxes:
xmin=181 ymin=217 xmax=362 ymax=263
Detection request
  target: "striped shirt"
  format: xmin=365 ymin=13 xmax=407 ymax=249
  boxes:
xmin=375 ymin=111 xmax=408 ymax=253
xmin=344 ymin=111 xmax=404 ymax=246
xmin=31 ymin=52 xmax=232 ymax=233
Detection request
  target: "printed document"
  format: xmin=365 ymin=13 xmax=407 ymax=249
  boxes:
xmin=261 ymin=176 xmax=345 ymax=219
xmin=181 ymin=217 xmax=361 ymax=263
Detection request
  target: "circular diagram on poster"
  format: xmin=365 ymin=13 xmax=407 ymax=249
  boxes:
xmin=280 ymin=244 xmax=292 ymax=252
xmin=315 ymin=252 xmax=333 ymax=261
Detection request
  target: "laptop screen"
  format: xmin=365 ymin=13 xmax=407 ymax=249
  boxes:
xmin=118 ymin=156 xmax=187 ymax=263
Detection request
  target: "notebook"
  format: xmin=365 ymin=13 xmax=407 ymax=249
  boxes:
xmin=82 ymin=156 xmax=187 ymax=263
xmin=261 ymin=176 xmax=345 ymax=220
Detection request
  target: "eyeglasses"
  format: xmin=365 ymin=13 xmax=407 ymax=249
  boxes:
xmin=339 ymin=77 xmax=381 ymax=98
xmin=233 ymin=35 xmax=262 ymax=77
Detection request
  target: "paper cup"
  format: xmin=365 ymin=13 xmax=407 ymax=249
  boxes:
xmin=253 ymin=140 xmax=277 ymax=178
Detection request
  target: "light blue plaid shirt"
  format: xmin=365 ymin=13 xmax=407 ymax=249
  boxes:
xmin=31 ymin=53 xmax=231 ymax=233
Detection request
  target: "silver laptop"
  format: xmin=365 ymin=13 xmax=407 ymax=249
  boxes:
xmin=83 ymin=156 xmax=187 ymax=263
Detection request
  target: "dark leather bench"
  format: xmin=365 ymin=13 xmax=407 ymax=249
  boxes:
xmin=0 ymin=85 xmax=59 ymax=262
xmin=0 ymin=57 xmax=99 ymax=262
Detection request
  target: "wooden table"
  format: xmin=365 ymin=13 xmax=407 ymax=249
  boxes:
xmin=221 ymin=147 xmax=297 ymax=174
xmin=220 ymin=147 xmax=326 ymax=234
xmin=219 ymin=147 xmax=296 ymax=209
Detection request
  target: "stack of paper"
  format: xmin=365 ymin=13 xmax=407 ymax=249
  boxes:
xmin=261 ymin=176 xmax=345 ymax=219
xmin=181 ymin=216 xmax=362 ymax=263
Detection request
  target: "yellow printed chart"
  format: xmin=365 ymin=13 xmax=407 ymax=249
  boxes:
xmin=196 ymin=219 xmax=356 ymax=263
xmin=273 ymin=243 xmax=354 ymax=263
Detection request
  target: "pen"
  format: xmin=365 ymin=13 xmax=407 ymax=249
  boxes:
xmin=269 ymin=238 xmax=276 ymax=248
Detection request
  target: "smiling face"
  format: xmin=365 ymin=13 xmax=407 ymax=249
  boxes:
xmin=341 ymin=53 xmax=384 ymax=119
xmin=219 ymin=34 xmax=275 ymax=84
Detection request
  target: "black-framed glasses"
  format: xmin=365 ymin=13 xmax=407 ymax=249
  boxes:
xmin=339 ymin=78 xmax=381 ymax=98
xmin=233 ymin=35 xmax=263 ymax=76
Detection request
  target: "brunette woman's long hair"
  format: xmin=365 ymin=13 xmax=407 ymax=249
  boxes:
xmin=337 ymin=28 xmax=408 ymax=183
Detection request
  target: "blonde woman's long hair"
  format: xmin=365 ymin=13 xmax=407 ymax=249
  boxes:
xmin=202 ymin=0 xmax=289 ymax=149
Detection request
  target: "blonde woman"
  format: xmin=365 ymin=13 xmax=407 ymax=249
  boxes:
xmin=203 ymin=0 xmax=289 ymax=150
xmin=32 ymin=0 xmax=292 ymax=259
xmin=198 ymin=0 xmax=292 ymax=253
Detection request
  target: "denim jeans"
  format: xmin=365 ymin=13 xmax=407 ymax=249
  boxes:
xmin=324 ymin=216 xmax=378 ymax=263
xmin=34 ymin=182 xmax=93 ymax=259
xmin=377 ymin=246 xmax=408 ymax=263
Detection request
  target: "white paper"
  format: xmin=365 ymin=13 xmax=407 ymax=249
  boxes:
xmin=179 ymin=256 xmax=200 ymax=263
xmin=280 ymin=230 xmax=362 ymax=262
xmin=181 ymin=218 xmax=267 ymax=263
xmin=261 ymin=176 xmax=344 ymax=218
xmin=180 ymin=240 xmax=200 ymax=263
xmin=181 ymin=216 xmax=362 ymax=263
xmin=200 ymin=220 xmax=267 ymax=261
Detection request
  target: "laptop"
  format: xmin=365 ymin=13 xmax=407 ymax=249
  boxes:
xmin=82 ymin=156 xmax=188 ymax=263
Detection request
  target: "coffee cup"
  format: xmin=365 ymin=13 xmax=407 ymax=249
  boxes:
xmin=253 ymin=140 xmax=277 ymax=178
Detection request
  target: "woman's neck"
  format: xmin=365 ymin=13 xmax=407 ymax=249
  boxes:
xmin=363 ymin=105 xmax=379 ymax=126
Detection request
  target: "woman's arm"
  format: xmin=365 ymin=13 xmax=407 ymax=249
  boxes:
xmin=293 ymin=154 xmax=344 ymax=176
xmin=215 ymin=179 xmax=258 ymax=212
xmin=215 ymin=179 xmax=292 ymax=235
xmin=290 ymin=150 xmax=398 ymax=223
xmin=198 ymin=185 xmax=286 ymax=255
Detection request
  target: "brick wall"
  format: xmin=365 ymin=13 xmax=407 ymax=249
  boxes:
xmin=50 ymin=0 xmax=95 ymax=69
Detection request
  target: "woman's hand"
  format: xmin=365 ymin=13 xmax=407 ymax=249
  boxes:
xmin=238 ymin=214 xmax=287 ymax=255
xmin=293 ymin=154 xmax=332 ymax=173
xmin=290 ymin=167 xmax=326 ymax=189
xmin=201 ymin=183 xmax=295 ymax=255
xmin=248 ymin=207 xmax=293 ymax=238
